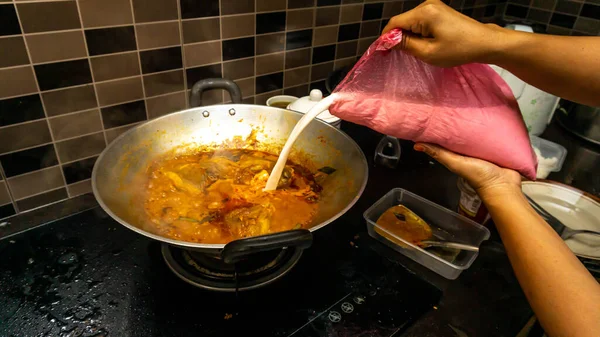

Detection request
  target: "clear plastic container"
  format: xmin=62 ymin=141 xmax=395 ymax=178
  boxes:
xmin=530 ymin=135 xmax=567 ymax=179
xmin=364 ymin=188 xmax=491 ymax=279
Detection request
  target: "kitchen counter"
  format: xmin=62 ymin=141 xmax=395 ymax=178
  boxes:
xmin=1 ymin=119 xmax=598 ymax=337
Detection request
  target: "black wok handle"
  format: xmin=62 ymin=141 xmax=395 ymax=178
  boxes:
xmin=221 ymin=229 xmax=313 ymax=264
xmin=189 ymin=78 xmax=243 ymax=107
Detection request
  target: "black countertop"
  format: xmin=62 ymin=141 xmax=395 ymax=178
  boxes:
xmin=1 ymin=118 xmax=598 ymax=337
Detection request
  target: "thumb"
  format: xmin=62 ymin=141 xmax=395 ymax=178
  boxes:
xmin=414 ymin=143 xmax=469 ymax=176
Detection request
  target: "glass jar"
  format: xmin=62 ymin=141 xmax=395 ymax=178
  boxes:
xmin=457 ymin=178 xmax=489 ymax=224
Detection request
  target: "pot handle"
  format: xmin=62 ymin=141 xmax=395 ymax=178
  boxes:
xmin=189 ymin=78 xmax=243 ymax=107
xmin=221 ymin=229 xmax=313 ymax=264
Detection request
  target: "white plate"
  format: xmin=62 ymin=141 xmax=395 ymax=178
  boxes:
xmin=522 ymin=181 xmax=600 ymax=260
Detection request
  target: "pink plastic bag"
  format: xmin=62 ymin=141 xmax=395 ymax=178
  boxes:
xmin=330 ymin=29 xmax=537 ymax=180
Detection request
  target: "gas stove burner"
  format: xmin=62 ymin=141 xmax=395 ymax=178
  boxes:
xmin=161 ymin=244 xmax=303 ymax=291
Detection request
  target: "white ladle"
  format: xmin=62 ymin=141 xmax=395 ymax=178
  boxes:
xmin=264 ymin=93 xmax=338 ymax=191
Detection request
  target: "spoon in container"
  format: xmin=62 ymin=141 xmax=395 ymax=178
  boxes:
xmin=264 ymin=93 xmax=338 ymax=191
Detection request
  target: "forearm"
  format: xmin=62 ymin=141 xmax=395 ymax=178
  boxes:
xmin=485 ymin=29 xmax=600 ymax=106
xmin=480 ymin=187 xmax=600 ymax=337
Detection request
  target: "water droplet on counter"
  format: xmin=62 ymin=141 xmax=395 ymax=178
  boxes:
xmin=57 ymin=252 xmax=78 ymax=265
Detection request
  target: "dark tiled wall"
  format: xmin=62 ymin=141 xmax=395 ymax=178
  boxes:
xmin=503 ymin=0 xmax=600 ymax=35
xmin=0 ymin=0 xmax=504 ymax=219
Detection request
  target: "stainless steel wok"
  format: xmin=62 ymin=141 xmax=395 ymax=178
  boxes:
xmin=92 ymin=79 xmax=368 ymax=260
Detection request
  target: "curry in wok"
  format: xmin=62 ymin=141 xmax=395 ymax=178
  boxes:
xmin=144 ymin=149 xmax=336 ymax=244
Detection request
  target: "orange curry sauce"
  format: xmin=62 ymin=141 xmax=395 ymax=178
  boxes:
xmin=143 ymin=149 xmax=323 ymax=244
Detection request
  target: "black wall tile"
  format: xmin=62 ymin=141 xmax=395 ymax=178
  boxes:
xmin=63 ymin=156 xmax=97 ymax=184
xmin=17 ymin=188 xmax=68 ymax=211
xmin=550 ymin=13 xmax=576 ymax=29
xmin=484 ymin=5 xmax=496 ymax=17
xmin=0 ymin=5 xmax=21 ymax=36
xmin=286 ymin=29 xmax=312 ymax=50
xmin=312 ymin=44 xmax=336 ymax=64
xmin=0 ymin=144 xmax=58 ymax=177
xmin=317 ymin=0 xmax=340 ymax=6
xmin=186 ymin=64 xmax=223 ymax=88
xmin=581 ymin=4 xmax=600 ymax=19
xmin=222 ymin=37 xmax=255 ymax=61
xmin=363 ymin=3 xmax=383 ymax=20
xmin=309 ymin=80 xmax=327 ymax=93
xmin=338 ymin=23 xmax=360 ymax=41
xmin=505 ymin=4 xmax=528 ymax=18
xmin=85 ymin=26 xmax=137 ymax=56
xmin=0 ymin=94 xmax=45 ymax=127
xmin=101 ymin=100 xmax=146 ymax=129
xmin=554 ymin=1 xmax=581 ymax=15
xmin=180 ymin=0 xmax=219 ymax=19
xmin=255 ymin=72 xmax=283 ymax=94
xmin=288 ymin=0 xmax=315 ymax=9
xmin=0 ymin=203 xmax=16 ymax=219
xmin=256 ymin=12 xmax=287 ymax=34
xmin=34 ymin=59 xmax=93 ymax=91
xmin=140 ymin=47 xmax=183 ymax=73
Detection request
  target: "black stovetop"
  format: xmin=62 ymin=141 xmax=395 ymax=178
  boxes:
xmin=0 ymin=206 xmax=440 ymax=337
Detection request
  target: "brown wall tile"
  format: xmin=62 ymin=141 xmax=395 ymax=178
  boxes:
xmin=360 ymin=20 xmax=380 ymax=38
xmin=0 ymin=37 xmax=29 ymax=68
xmin=7 ymin=166 xmax=63 ymax=200
xmin=182 ymin=18 xmax=220 ymax=44
xmin=90 ymin=52 xmax=140 ymax=82
xmin=243 ymin=96 xmax=255 ymax=104
xmin=257 ymin=0 xmax=286 ymax=12
xmin=223 ymin=58 xmax=255 ymax=80
xmin=42 ymin=85 xmax=97 ymax=116
xmin=316 ymin=7 xmax=340 ymax=26
xmin=184 ymin=41 xmax=222 ymax=67
xmin=146 ymin=91 xmax=186 ymax=118
xmin=284 ymin=66 xmax=309 ymax=87
xmin=256 ymin=33 xmax=285 ymax=55
xmin=285 ymin=48 xmax=310 ymax=68
xmin=313 ymin=26 xmax=338 ymax=46
xmin=17 ymin=2 xmax=81 ymax=33
xmin=341 ymin=4 xmax=362 ymax=23
xmin=222 ymin=0 xmax=255 ymax=15
xmin=143 ymin=69 xmax=184 ymax=96
xmin=222 ymin=14 xmax=255 ymax=39
xmin=334 ymin=56 xmax=356 ymax=70
xmin=311 ymin=61 xmax=333 ymax=81
xmin=67 ymin=179 xmax=92 ymax=197
xmin=55 ymin=132 xmax=105 ymax=163
xmin=287 ymin=9 xmax=314 ymax=30
xmin=358 ymin=37 xmax=376 ymax=55
xmin=49 ymin=109 xmax=102 ymax=141
xmin=136 ymin=22 xmax=181 ymax=50
xmin=0 ymin=181 xmax=11 ymax=206
xmin=95 ymin=77 xmax=144 ymax=106
xmin=132 ymin=0 xmax=178 ymax=23
xmin=0 ymin=66 xmax=37 ymax=99
xmin=336 ymin=40 xmax=357 ymax=58
xmin=26 ymin=31 xmax=87 ymax=64
xmin=0 ymin=120 xmax=52 ymax=154
xmin=16 ymin=187 xmax=68 ymax=211
xmin=79 ymin=0 xmax=133 ymax=28
xmin=234 ymin=77 xmax=255 ymax=98
xmin=105 ymin=123 xmax=139 ymax=143
xmin=256 ymin=52 xmax=284 ymax=75
xmin=198 ymin=89 xmax=224 ymax=105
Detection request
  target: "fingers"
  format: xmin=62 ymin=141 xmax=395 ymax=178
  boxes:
xmin=400 ymin=33 xmax=432 ymax=59
xmin=413 ymin=143 xmax=468 ymax=176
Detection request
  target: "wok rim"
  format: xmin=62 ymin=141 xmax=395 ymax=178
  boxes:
xmin=92 ymin=104 xmax=369 ymax=250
